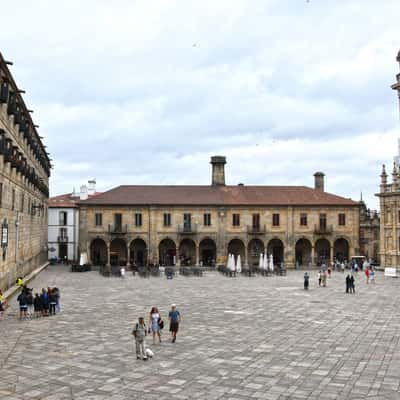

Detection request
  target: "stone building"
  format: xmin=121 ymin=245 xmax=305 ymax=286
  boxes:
xmin=359 ymin=201 xmax=380 ymax=263
xmin=78 ymin=157 xmax=360 ymax=269
xmin=376 ymin=50 xmax=400 ymax=268
xmin=0 ymin=52 xmax=50 ymax=291
xmin=48 ymin=180 xmax=99 ymax=262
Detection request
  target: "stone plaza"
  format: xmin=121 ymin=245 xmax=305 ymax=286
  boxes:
xmin=1 ymin=266 xmax=400 ymax=400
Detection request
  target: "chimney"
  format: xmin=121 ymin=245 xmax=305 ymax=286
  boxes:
xmin=88 ymin=179 xmax=96 ymax=196
xmin=314 ymin=172 xmax=325 ymax=192
xmin=80 ymin=185 xmax=88 ymax=200
xmin=210 ymin=156 xmax=226 ymax=186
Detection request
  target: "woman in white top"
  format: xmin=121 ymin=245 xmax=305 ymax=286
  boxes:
xmin=149 ymin=306 xmax=162 ymax=344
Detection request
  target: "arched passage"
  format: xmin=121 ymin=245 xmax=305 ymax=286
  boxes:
xmin=90 ymin=238 xmax=107 ymax=265
xmin=228 ymin=239 xmax=245 ymax=264
xmin=295 ymin=238 xmax=312 ymax=266
xmin=248 ymin=238 xmax=264 ymax=266
xmin=334 ymin=238 xmax=349 ymax=262
xmin=159 ymin=238 xmax=176 ymax=266
xmin=199 ymin=238 xmax=216 ymax=266
xmin=110 ymin=238 xmax=127 ymax=266
xmin=315 ymin=238 xmax=330 ymax=265
xmin=179 ymin=238 xmax=196 ymax=266
xmin=267 ymin=239 xmax=284 ymax=265
xmin=130 ymin=238 xmax=147 ymax=267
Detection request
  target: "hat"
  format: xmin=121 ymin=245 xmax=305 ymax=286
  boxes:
xmin=171 ymin=304 xmax=176 ymax=307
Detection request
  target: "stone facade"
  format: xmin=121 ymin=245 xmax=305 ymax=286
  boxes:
xmin=78 ymin=159 xmax=360 ymax=270
xmin=359 ymin=201 xmax=380 ymax=263
xmin=376 ymin=49 xmax=400 ymax=267
xmin=0 ymin=52 xmax=50 ymax=291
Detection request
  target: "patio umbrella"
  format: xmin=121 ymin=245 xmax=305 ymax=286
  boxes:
xmin=259 ymin=253 xmax=264 ymax=269
xmin=236 ymin=254 xmax=242 ymax=273
xmin=269 ymin=254 xmax=274 ymax=272
xmin=229 ymin=254 xmax=235 ymax=272
xmin=263 ymin=253 xmax=268 ymax=270
xmin=226 ymin=253 xmax=231 ymax=270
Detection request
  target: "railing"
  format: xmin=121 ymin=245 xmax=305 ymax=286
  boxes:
xmin=247 ymin=225 xmax=266 ymax=234
xmin=314 ymin=224 xmax=333 ymax=235
xmin=177 ymin=224 xmax=197 ymax=234
xmin=108 ymin=224 xmax=128 ymax=234
xmin=57 ymin=236 xmax=68 ymax=243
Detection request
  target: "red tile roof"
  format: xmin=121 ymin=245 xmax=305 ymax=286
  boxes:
xmin=78 ymin=185 xmax=359 ymax=207
xmin=49 ymin=192 xmax=102 ymax=208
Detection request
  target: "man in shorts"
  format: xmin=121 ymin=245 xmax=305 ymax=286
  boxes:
xmin=168 ymin=304 xmax=182 ymax=343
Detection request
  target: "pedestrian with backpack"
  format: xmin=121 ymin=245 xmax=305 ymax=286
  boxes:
xmin=132 ymin=317 xmax=148 ymax=360
xmin=169 ymin=304 xmax=182 ymax=343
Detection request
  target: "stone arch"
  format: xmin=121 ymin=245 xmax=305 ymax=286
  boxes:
xmin=267 ymin=238 xmax=284 ymax=265
xmin=90 ymin=238 xmax=107 ymax=266
xmin=334 ymin=238 xmax=349 ymax=262
xmin=228 ymin=238 xmax=245 ymax=263
xmin=199 ymin=238 xmax=216 ymax=267
xmin=110 ymin=238 xmax=128 ymax=266
xmin=315 ymin=238 xmax=330 ymax=265
xmin=179 ymin=238 xmax=196 ymax=266
xmin=159 ymin=238 xmax=177 ymax=266
xmin=129 ymin=238 xmax=147 ymax=267
xmin=295 ymin=238 xmax=312 ymax=266
xmin=248 ymin=238 xmax=265 ymax=267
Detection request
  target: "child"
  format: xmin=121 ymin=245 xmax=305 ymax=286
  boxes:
xmin=33 ymin=293 xmax=42 ymax=318
xmin=132 ymin=317 xmax=148 ymax=360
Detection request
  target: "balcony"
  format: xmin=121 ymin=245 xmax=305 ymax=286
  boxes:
xmin=178 ymin=224 xmax=197 ymax=234
xmin=108 ymin=224 xmax=128 ymax=234
xmin=314 ymin=224 xmax=333 ymax=235
xmin=247 ymin=224 xmax=266 ymax=234
xmin=57 ymin=236 xmax=68 ymax=243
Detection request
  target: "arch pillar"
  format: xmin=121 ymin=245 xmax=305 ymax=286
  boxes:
xmin=330 ymin=244 xmax=334 ymax=264
xmin=244 ymin=244 xmax=248 ymax=267
xmin=196 ymin=244 xmax=200 ymax=266
xmin=311 ymin=246 xmax=315 ymax=266
xmin=177 ymin=246 xmax=181 ymax=267
xmin=106 ymin=242 xmax=111 ymax=272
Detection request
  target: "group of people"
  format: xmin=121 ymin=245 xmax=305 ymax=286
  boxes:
xmin=132 ymin=304 xmax=182 ymax=360
xmin=17 ymin=285 xmax=61 ymax=320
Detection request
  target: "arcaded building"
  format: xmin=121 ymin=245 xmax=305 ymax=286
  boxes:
xmin=0 ymin=52 xmax=51 ymax=290
xmin=79 ymin=157 xmax=360 ymax=269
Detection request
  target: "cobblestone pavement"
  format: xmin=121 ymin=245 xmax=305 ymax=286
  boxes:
xmin=1 ymin=266 xmax=400 ymax=400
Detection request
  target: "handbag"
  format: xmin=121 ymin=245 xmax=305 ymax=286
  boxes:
xmin=158 ymin=317 xmax=164 ymax=330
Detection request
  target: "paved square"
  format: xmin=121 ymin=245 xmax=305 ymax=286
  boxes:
xmin=1 ymin=266 xmax=400 ymax=400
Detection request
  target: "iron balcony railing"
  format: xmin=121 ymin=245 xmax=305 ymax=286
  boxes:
xmin=108 ymin=224 xmax=128 ymax=234
xmin=57 ymin=236 xmax=68 ymax=243
xmin=247 ymin=225 xmax=266 ymax=234
xmin=314 ymin=224 xmax=333 ymax=235
xmin=177 ymin=224 xmax=197 ymax=234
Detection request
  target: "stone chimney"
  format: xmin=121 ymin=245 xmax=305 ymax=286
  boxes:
xmin=314 ymin=172 xmax=325 ymax=192
xmin=80 ymin=185 xmax=88 ymax=200
xmin=210 ymin=156 xmax=226 ymax=186
xmin=88 ymin=179 xmax=96 ymax=196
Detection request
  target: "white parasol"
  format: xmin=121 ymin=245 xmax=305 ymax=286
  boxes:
xmin=269 ymin=254 xmax=274 ymax=272
xmin=236 ymin=254 xmax=242 ymax=273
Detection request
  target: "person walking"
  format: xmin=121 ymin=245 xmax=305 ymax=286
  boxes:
xmin=149 ymin=307 xmax=162 ymax=344
xmin=169 ymin=304 xmax=181 ymax=343
xmin=318 ymin=271 xmax=322 ymax=287
xmin=304 ymin=272 xmax=309 ymax=290
xmin=350 ymin=274 xmax=355 ymax=293
xmin=370 ymin=267 xmax=376 ymax=283
xmin=322 ymin=271 xmax=327 ymax=287
xmin=48 ymin=289 xmax=57 ymax=315
xmin=345 ymin=274 xmax=351 ymax=293
xmin=365 ymin=267 xmax=370 ymax=284
xmin=132 ymin=317 xmax=148 ymax=360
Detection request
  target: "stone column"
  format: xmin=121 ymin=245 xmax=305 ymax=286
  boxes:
xmin=311 ymin=246 xmax=315 ymax=266
xmin=195 ymin=244 xmax=200 ymax=266
xmin=244 ymin=243 xmax=248 ymax=267
xmin=329 ymin=244 xmax=334 ymax=264
xmin=126 ymin=241 xmax=131 ymax=268
xmin=176 ymin=246 xmax=180 ymax=267
xmin=107 ymin=242 xmax=111 ymax=272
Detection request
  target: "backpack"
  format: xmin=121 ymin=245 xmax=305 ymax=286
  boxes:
xmin=158 ymin=318 xmax=164 ymax=330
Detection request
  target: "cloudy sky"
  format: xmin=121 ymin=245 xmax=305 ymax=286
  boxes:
xmin=2 ymin=0 xmax=400 ymax=208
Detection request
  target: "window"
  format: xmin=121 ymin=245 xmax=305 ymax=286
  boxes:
xmin=204 ymin=213 xmax=211 ymax=226
xmin=59 ymin=211 xmax=67 ymax=226
xmin=272 ymin=213 xmax=280 ymax=226
xmin=28 ymin=197 xmax=31 ymax=215
xmin=20 ymin=194 xmax=24 ymax=213
xmin=319 ymin=214 xmax=327 ymax=229
xmin=252 ymin=214 xmax=260 ymax=228
xmin=11 ymin=188 xmax=15 ymax=211
xmin=232 ymin=213 xmax=240 ymax=226
xmin=398 ymin=210 xmax=400 ymax=223
xmin=0 ymin=183 xmax=2 ymax=207
xmin=95 ymin=213 xmax=102 ymax=226
xmin=183 ymin=213 xmax=191 ymax=229
xmin=163 ymin=213 xmax=171 ymax=226
xmin=59 ymin=227 xmax=67 ymax=239
xmin=114 ymin=213 xmax=122 ymax=231
xmin=300 ymin=213 xmax=307 ymax=226
xmin=338 ymin=213 xmax=346 ymax=226
xmin=135 ymin=213 xmax=142 ymax=227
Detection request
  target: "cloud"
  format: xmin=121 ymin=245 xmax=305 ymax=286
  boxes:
xmin=1 ymin=0 xmax=399 ymax=209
